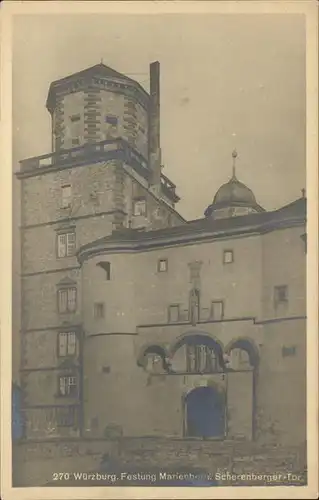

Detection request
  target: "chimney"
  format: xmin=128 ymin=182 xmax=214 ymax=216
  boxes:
xmin=148 ymin=61 xmax=161 ymax=191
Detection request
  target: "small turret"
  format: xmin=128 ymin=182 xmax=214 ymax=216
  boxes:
xmin=204 ymin=150 xmax=265 ymax=219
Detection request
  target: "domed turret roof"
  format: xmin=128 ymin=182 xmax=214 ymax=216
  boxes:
xmin=213 ymin=175 xmax=257 ymax=206
xmin=204 ymin=151 xmax=264 ymax=218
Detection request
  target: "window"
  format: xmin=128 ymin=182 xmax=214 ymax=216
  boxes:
xmin=186 ymin=344 xmax=218 ymax=373
xmin=133 ymin=198 xmax=146 ymax=217
xmin=58 ymin=332 xmax=77 ymax=357
xmin=169 ymin=305 xmax=180 ymax=323
xmin=94 ymin=302 xmax=105 ymax=319
xmin=105 ymin=115 xmax=118 ymax=126
xmin=145 ymin=353 xmax=164 ymax=374
xmin=282 ymin=346 xmax=296 ymax=357
xmin=58 ymin=287 xmax=77 ymax=313
xmin=228 ymin=348 xmax=251 ymax=370
xmin=58 ymin=376 xmax=77 ymax=397
xmin=158 ymin=259 xmax=168 ymax=273
xmin=61 ymin=185 xmax=72 ymax=209
xmin=70 ymin=114 xmax=80 ymax=122
xmin=56 ymin=407 xmax=76 ymax=427
xmin=223 ymin=250 xmax=234 ymax=264
xmin=57 ymin=232 xmax=76 ymax=258
xmin=72 ymin=138 xmax=80 ymax=146
xmin=211 ymin=301 xmax=224 ymax=320
xmin=97 ymin=261 xmax=111 ymax=280
xmin=274 ymin=285 xmax=288 ymax=304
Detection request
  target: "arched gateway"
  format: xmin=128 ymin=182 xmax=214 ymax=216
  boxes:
xmin=185 ymin=386 xmax=225 ymax=438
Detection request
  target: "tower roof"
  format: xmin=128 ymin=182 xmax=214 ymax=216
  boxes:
xmin=212 ymin=176 xmax=257 ymax=207
xmin=204 ymin=151 xmax=264 ymax=217
xmin=46 ymin=62 xmax=149 ymax=113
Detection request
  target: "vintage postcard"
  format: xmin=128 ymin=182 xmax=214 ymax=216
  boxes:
xmin=0 ymin=1 xmax=318 ymax=499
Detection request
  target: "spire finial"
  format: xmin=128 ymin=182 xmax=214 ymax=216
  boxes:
xmin=232 ymin=149 xmax=238 ymax=178
xmin=301 ymin=188 xmax=306 ymax=198
xmin=100 ymin=57 xmax=104 ymax=64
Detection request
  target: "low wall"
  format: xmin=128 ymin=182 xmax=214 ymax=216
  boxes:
xmin=13 ymin=437 xmax=307 ymax=487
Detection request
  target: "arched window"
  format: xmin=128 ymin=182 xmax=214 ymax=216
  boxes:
xmin=224 ymin=338 xmax=259 ymax=371
xmin=186 ymin=344 xmax=219 ymax=373
xmin=228 ymin=348 xmax=252 ymax=371
xmin=138 ymin=345 xmax=169 ymax=374
xmin=145 ymin=353 xmax=164 ymax=374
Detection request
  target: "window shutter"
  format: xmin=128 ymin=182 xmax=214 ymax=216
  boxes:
xmin=67 ymin=288 xmax=77 ymax=312
xmin=59 ymin=377 xmax=66 ymax=395
xmin=58 ymin=290 xmax=68 ymax=313
xmin=66 ymin=233 xmax=76 ymax=256
xmin=59 ymin=333 xmax=68 ymax=356
xmin=67 ymin=332 xmax=76 ymax=355
xmin=58 ymin=234 xmax=67 ymax=258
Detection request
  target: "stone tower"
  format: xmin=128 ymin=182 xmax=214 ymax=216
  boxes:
xmin=17 ymin=62 xmax=184 ymax=439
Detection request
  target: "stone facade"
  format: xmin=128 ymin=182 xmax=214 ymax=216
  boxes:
xmin=14 ymin=61 xmax=307 ymax=485
xmin=17 ymin=62 xmax=184 ymax=445
xmin=78 ymin=219 xmax=306 ymax=445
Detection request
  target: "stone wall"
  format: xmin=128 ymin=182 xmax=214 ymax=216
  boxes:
xmin=13 ymin=438 xmax=307 ymax=487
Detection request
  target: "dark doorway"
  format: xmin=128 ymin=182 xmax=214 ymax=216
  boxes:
xmin=185 ymin=386 xmax=225 ymax=438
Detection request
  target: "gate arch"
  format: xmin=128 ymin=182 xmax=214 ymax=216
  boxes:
xmin=184 ymin=386 xmax=225 ymax=438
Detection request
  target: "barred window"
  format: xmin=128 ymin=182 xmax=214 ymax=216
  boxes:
xmin=58 ymin=376 xmax=78 ymax=397
xmin=58 ymin=332 xmax=77 ymax=357
xmin=57 ymin=232 xmax=76 ymax=258
xmin=58 ymin=287 xmax=77 ymax=313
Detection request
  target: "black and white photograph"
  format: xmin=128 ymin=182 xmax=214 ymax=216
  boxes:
xmin=0 ymin=1 xmax=318 ymax=499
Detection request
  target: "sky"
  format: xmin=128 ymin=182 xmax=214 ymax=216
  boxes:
xmin=9 ymin=11 xmax=307 ymax=382
xmin=12 ymin=13 xmax=306 ymax=220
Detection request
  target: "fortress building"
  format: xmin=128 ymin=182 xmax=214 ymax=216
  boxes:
xmin=16 ymin=62 xmax=306 ymax=452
